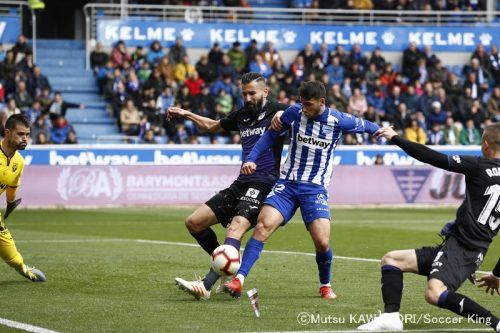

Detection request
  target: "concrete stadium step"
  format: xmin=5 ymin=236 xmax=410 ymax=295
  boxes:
xmin=51 ymin=77 xmax=95 ymax=85
xmin=37 ymin=58 xmax=84 ymax=68
xmin=66 ymin=108 xmax=110 ymax=118
xmin=37 ymin=39 xmax=84 ymax=49
xmin=69 ymin=118 xmax=116 ymax=125
xmin=62 ymin=93 xmax=103 ymax=104
xmin=37 ymin=48 xmax=86 ymax=58
xmin=43 ymin=67 xmax=92 ymax=77
xmin=73 ymin=123 xmax=120 ymax=136
xmin=52 ymin=86 xmax=99 ymax=94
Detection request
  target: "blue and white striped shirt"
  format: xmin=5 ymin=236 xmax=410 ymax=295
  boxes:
xmin=247 ymin=103 xmax=379 ymax=188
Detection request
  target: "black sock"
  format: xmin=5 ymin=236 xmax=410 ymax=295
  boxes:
xmin=438 ymin=290 xmax=500 ymax=329
xmin=203 ymin=268 xmax=220 ymax=291
xmin=381 ymin=265 xmax=403 ymax=313
xmin=191 ymin=228 xmax=220 ymax=255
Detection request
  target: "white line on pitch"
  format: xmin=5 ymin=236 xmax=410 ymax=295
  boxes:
xmin=15 ymin=238 xmax=491 ymax=274
xmin=0 ymin=317 xmax=59 ymax=333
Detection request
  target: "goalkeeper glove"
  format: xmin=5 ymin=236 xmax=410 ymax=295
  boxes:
xmin=4 ymin=198 xmax=22 ymax=220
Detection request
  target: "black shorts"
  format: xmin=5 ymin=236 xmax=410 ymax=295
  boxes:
xmin=205 ymin=180 xmax=272 ymax=228
xmin=415 ymin=236 xmax=485 ymax=291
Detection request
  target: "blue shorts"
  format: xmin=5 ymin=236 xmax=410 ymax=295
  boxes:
xmin=264 ymin=179 xmax=331 ymax=225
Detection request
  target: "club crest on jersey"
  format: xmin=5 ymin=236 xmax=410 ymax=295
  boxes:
xmin=257 ymin=112 xmax=265 ymax=121
xmin=12 ymin=163 xmax=18 ymax=172
xmin=452 ymin=155 xmax=461 ymax=164
xmin=321 ymin=125 xmax=334 ymax=135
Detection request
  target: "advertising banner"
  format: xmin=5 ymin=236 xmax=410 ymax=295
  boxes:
xmin=19 ymin=165 xmax=464 ymax=206
xmin=97 ymin=18 xmax=500 ymax=52
xmin=0 ymin=16 xmax=20 ymax=44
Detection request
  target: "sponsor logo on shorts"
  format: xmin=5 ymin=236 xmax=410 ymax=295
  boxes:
xmin=315 ymin=194 xmax=328 ymax=206
xmin=245 ymin=188 xmax=260 ymax=198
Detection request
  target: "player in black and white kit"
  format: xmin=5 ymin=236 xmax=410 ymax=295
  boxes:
xmin=358 ymin=124 xmax=500 ymax=332
xmin=167 ymin=72 xmax=287 ymax=300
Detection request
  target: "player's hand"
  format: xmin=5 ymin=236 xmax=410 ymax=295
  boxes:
xmin=4 ymin=198 xmax=21 ymax=220
xmin=270 ymin=111 xmax=284 ymax=131
xmin=241 ymin=162 xmax=257 ymax=175
xmin=476 ymin=274 xmax=500 ymax=295
xmin=166 ymin=107 xmax=189 ymax=122
xmin=440 ymin=220 xmax=456 ymax=238
xmin=375 ymin=126 xmax=398 ymax=140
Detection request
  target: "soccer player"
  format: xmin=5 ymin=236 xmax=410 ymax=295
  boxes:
xmin=169 ymin=72 xmax=287 ymax=300
xmin=0 ymin=114 xmax=46 ymax=282
xmin=357 ymin=125 xmax=500 ymax=332
xmin=223 ymin=81 xmax=379 ymax=299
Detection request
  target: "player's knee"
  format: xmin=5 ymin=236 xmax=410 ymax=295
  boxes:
xmin=185 ymin=215 xmax=204 ymax=234
xmin=381 ymin=251 xmax=398 ymax=267
xmin=424 ymin=285 xmax=441 ymax=305
xmin=253 ymin=221 xmax=272 ymax=241
xmin=314 ymin=239 xmax=330 ymax=252
xmin=226 ymin=218 xmax=249 ymax=240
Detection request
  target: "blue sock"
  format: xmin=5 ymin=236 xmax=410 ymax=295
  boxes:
xmin=237 ymin=237 xmax=264 ymax=278
xmin=224 ymin=237 xmax=241 ymax=250
xmin=316 ymin=248 xmax=333 ymax=285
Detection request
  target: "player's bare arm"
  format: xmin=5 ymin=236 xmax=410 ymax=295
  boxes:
xmin=241 ymin=162 xmax=256 ymax=175
xmin=270 ymin=110 xmax=284 ymax=131
xmin=166 ymin=107 xmax=223 ymax=133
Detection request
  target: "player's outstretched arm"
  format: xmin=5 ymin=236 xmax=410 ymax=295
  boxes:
xmin=4 ymin=187 xmax=21 ymax=220
xmin=375 ymin=126 xmax=450 ymax=170
xmin=476 ymin=258 xmax=500 ymax=295
xmin=166 ymin=107 xmax=222 ymax=133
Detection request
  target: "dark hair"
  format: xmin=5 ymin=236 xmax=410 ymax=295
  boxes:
xmin=5 ymin=114 xmax=30 ymax=130
xmin=241 ymin=72 xmax=265 ymax=85
xmin=299 ymin=81 xmax=326 ymax=100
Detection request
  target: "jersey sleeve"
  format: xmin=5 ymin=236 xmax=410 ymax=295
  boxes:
xmin=336 ymin=111 xmax=379 ymax=134
xmin=219 ymin=110 xmax=239 ymax=131
xmin=445 ymin=155 xmax=480 ymax=175
xmin=279 ymin=104 xmax=301 ymax=128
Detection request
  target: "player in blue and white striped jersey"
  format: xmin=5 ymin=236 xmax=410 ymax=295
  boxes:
xmin=223 ymin=81 xmax=379 ymax=299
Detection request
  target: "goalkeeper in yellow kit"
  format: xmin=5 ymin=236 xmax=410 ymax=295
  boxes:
xmin=0 ymin=114 xmax=45 ymax=282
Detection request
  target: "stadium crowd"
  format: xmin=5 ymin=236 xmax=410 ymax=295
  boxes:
xmin=0 ymin=35 xmax=81 ymax=145
xmin=91 ymin=35 xmax=500 ymax=146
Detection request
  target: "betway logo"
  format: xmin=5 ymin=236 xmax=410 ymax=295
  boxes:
xmin=241 ymin=127 xmax=265 ymax=138
xmin=50 ymin=151 xmax=139 ymax=165
xmin=297 ymin=133 xmax=331 ymax=149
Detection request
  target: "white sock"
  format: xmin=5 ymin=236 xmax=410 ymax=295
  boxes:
xmin=320 ymin=282 xmax=331 ymax=288
xmin=236 ymin=274 xmax=245 ymax=285
xmin=496 ymin=321 xmax=499 ymax=332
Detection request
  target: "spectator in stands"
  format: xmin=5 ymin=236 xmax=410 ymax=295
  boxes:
xmin=110 ymin=40 xmax=131 ymax=68
xmin=174 ymin=55 xmax=195 ymax=84
xmin=487 ymin=86 xmax=500 ymax=122
xmin=443 ymin=72 xmax=462 ymax=106
xmin=349 ymin=43 xmax=367 ymax=69
xmin=470 ymin=43 xmax=490 ymax=72
xmin=469 ymin=99 xmax=486 ymax=129
xmin=417 ymin=58 xmax=428 ymax=84
xmin=210 ymin=74 xmax=235 ymax=97
xmin=227 ymin=41 xmax=246 ymax=74
xmin=131 ymin=46 xmax=145 ymax=68
xmin=402 ymin=84 xmax=419 ymax=113
xmin=443 ymin=116 xmax=461 ymax=145
xmin=459 ymin=118 xmax=481 ymax=145
xmin=141 ymin=128 xmax=158 ymax=144
xmin=168 ymin=37 xmax=187 ymax=66
xmin=25 ymin=100 xmax=43 ymax=123
xmin=463 ymin=71 xmax=485 ymax=101
xmin=11 ymin=35 xmax=31 ymax=63
xmin=215 ymin=88 xmax=233 ymax=115
xmin=422 ymin=45 xmax=439 ymax=70
xmin=176 ymin=85 xmax=193 ymax=111
xmin=17 ymin=51 xmax=35 ymax=76
xmin=392 ymin=102 xmax=412 ymax=131
xmin=28 ymin=66 xmax=51 ymax=97
xmin=427 ymin=122 xmax=445 ymax=145
xmin=380 ymin=62 xmax=397 ymax=87
xmin=2 ymin=99 xmax=21 ymax=118
xmin=348 ymin=87 xmax=368 ymax=116
xmin=143 ymin=67 xmax=165 ymax=97
xmin=383 ymin=85 xmax=403 ymax=122
xmin=315 ymin=43 xmax=331 ymax=67
xmin=137 ymin=60 xmax=151 ymax=84
xmin=1 ymin=51 xmax=16 ymax=95
xmin=146 ymin=41 xmax=165 ymax=66
xmin=208 ymin=42 xmax=224 ymax=67
xmin=50 ymin=115 xmax=73 ymax=144
xmin=435 ymin=87 xmax=455 ymax=114
xmin=35 ymin=132 xmax=50 ymax=145
xmin=418 ymin=82 xmax=437 ymax=115
xmin=47 ymin=91 xmax=84 ymax=121
xmin=97 ymin=60 xmax=114 ymax=95
xmin=120 ymin=99 xmax=141 ymax=136
xmin=488 ymin=45 xmax=500 ymax=85
xmin=248 ymin=54 xmax=273 ymax=79
xmin=13 ymin=81 xmax=33 ymax=113
xmin=297 ymin=43 xmax=316 ymax=74
xmin=217 ymin=54 xmax=237 ymax=81
xmin=369 ymin=47 xmax=386 ymax=71
xmin=244 ymin=39 xmax=259 ymax=71
xmin=402 ymin=42 xmax=421 ymax=81
xmin=157 ymin=56 xmax=175 ymax=82
xmin=426 ymin=101 xmax=447 ymax=128
xmin=65 ymin=130 xmax=78 ymax=144
xmin=365 ymin=62 xmax=380 ymax=91
xmin=90 ymin=42 xmax=109 ymax=75
xmin=428 ymin=60 xmax=449 ymax=84
xmin=326 ymin=56 xmax=344 ymax=86
xmin=404 ymin=119 xmax=427 ymax=144
xmin=290 ymin=55 xmax=306 ymax=82
xmin=195 ymin=54 xmax=218 ymax=85
xmin=141 ymin=98 xmax=163 ymax=136
xmin=261 ymin=41 xmax=281 ymax=69
xmin=326 ymin=84 xmax=347 ymax=112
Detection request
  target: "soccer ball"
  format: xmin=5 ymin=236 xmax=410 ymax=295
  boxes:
xmin=211 ymin=245 xmax=241 ymax=276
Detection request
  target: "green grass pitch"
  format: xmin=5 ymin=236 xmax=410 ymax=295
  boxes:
xmin=0 ymin=207 xmax=497 ymax=333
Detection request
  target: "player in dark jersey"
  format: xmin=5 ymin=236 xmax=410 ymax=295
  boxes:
xmin=168 ymin=72 xmax=287 ymax=300
xmin=358 ymin=125 xmax=500 ymax=332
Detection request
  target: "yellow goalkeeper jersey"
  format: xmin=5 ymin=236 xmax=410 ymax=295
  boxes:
xmin=0 ymin=145 xmax=24 ymax=196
